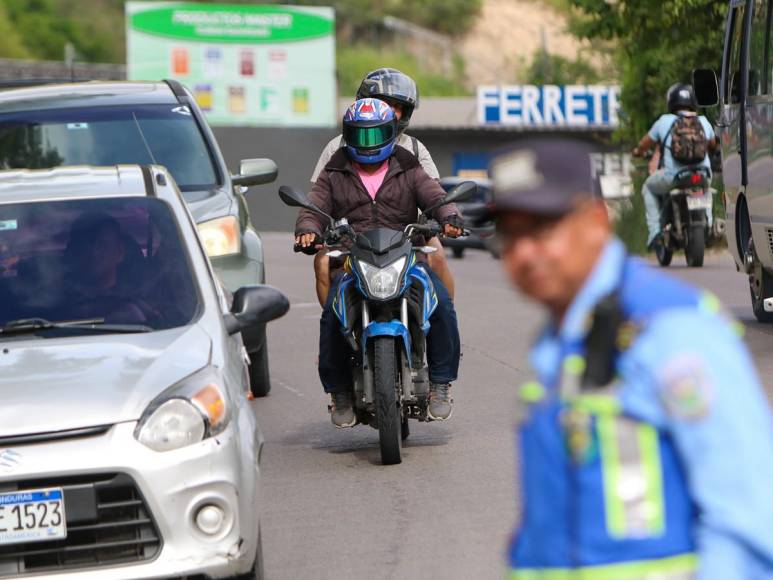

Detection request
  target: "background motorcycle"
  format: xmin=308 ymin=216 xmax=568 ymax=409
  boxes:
xmin=279 ymin=182 xmax=473 ymax=465
xmin=656 ymin=166 xmax=712 ymax=268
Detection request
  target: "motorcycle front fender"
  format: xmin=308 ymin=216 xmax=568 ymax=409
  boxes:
xmin=362 ymin=321 xmax=413 ymax=364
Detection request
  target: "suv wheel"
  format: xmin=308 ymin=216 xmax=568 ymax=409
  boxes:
xmin=249 ymin=327 xmax=271 ymax=397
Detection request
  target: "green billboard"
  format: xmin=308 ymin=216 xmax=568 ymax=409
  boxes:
xmin=126 ymin=2 xmax=336 ymax=127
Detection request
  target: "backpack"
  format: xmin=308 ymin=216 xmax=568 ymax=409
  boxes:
xmin=666 ymin=115 xmax=708 ymax=165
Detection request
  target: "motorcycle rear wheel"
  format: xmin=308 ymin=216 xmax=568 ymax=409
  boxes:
xmin=374 ymin=337 xmax=402 ymax=465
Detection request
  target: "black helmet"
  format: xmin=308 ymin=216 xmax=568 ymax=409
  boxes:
xmin=667 ymin=83 xmax=698 ymax=113
xmin=356 ymin=68 xmax=418 ymax=133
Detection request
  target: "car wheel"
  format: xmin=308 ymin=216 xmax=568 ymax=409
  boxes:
xmin=249 ymin=328 xmax=271 ymax=398
xmin=749 ymin=239 xmax=773 ymax=323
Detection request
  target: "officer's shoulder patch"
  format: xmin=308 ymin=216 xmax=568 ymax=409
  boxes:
xmin=659 ymin=355 xmax=713 ymax=421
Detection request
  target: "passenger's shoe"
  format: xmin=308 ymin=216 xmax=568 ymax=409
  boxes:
xmin=428 ymin=383 xmax=454 ymax=421
xmin=330 ymin=392 xmax=357 ymax=428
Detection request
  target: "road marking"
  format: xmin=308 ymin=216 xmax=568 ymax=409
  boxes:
xmin=292 ymin=302 xmax=320 ymax=309
xmin=278 ymin=380 xmax=305 ymax=397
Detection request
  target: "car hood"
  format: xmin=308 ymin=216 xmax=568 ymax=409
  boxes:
xmin=183 ymin=187 xmax=234 ymax=223
xmin=0 ymin=325 xmax=212 ymax=437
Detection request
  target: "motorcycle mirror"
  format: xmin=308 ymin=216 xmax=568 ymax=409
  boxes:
xmin=443 ymin=181 xmax=477 ymax=205
xmin=278 ymin=185 xmax=312 ymax=208
xmin=278 ymin=185 xmax=335 ymax=226
xmin=425 ymin=180 xmax=477 ymax=216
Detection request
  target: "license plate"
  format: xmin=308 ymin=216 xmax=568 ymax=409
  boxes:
xmin=0 ymin=488 xmax=66 ymax=545
xmin=686 ymin=194 xmax=712 ymax=210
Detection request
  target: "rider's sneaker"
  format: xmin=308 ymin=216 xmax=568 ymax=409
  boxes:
xmin=330 ymin=392 xmax=357 ymax=428
xmin=428 ymin=383 xmax=454 ymax=421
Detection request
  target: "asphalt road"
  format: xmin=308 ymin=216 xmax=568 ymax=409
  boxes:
xmin=252 ymin=235 xmax=773 ymax=580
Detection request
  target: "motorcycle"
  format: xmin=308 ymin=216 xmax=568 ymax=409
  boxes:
xmin=656 ymin=166 xmax=712 ymax=268
xmin=279 ymin=182 xmax=474 ymax=465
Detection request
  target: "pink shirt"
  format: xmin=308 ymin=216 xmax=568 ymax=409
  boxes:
xmin=355 ymin=162 xmax=389 ymax=200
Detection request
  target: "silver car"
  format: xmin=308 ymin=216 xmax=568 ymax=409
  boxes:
xmin=0 ymin=165 xmax=288 ymax=578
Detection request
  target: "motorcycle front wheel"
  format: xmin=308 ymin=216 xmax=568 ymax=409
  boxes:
xmin=655 ymin=238 xmax=673 ymax=267
xmin=373 ymin=337 xmax=402 ymax=465
xmin=685 ymin=225 xmax=705 ymax=268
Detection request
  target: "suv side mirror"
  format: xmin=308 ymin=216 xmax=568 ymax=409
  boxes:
xmin=232 ymin=158 xmax=278 ymax=188
xmin=224 ymin=285 xmax=289 ymax=335
xmin=693 ymin=69 xmax=719 ymax=107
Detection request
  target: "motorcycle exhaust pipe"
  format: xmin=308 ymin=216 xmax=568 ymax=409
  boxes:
xmin=765 ymin=298 xmax=773 ymax=313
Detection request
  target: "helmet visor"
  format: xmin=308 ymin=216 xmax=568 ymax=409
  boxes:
xmin=343 ymin=122 xmax=396 ymax=150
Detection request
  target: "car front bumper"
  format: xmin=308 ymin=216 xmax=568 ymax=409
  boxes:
xmin=0 ymin=420 xmax=261 ymax=580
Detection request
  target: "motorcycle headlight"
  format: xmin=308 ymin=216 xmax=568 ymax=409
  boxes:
xmin=358 ymin=256 xmax=407 ymax=300
xmin=197 ymin=216 xmax=241 ymax=258
xmin=135 ymin=371 xmax=230 ymax=452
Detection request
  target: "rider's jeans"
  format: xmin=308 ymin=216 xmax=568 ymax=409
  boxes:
xmin=642 ymin=169 xmax=675 ymax=246
xmin=318 ymin=265 xmax=461 ymax=394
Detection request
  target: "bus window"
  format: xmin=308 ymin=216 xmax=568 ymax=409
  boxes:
xmin=726 ymin=3 xmax=746 ymax=104
xmin=749 ymin=0 xmax=770 ymax=96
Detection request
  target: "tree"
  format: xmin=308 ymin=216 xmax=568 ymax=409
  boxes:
xmin=567 ymin=0 xmax=727 ymax=142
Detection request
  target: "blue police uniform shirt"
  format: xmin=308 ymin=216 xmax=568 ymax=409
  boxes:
xmin=647 ymin=113 xmax=715 ymax=176
xmin=517 ymin=238 xmax=773 ymax=579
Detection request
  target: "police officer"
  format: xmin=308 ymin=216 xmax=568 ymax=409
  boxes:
xmin=488 ymin=138 xmax=773 ymax=579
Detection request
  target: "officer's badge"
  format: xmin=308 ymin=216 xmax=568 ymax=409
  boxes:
xmin=660 ymin=356 xmax=713 ymax=421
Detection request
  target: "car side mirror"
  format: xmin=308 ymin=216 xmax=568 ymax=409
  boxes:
xmin=232 ymin=158 xmax=278 ymax=188
xmin=693 ymin=68 xmax=719 ymax=107
xmin=224 ymin=285 xmax=289 ymax=335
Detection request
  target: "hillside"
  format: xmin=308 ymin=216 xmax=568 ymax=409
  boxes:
xmin=460 ymin=0 xmax=611 ymax=86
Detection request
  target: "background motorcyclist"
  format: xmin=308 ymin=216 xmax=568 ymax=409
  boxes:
xmin=295 ymin=98 xmax=462 ymax=427
xmin=308 ymin=68 xmax=456 ymax=306
xmin=632 ymin=83 xmax=718 ymax=251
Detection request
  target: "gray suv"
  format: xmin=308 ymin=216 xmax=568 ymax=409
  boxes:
xmin=0 ymin=80 xmax=277 ymax=395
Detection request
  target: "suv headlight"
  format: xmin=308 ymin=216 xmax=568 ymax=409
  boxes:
xmin=358 ymin=256 xmax=407 ymax=300
xmin=198 ymin=216 xmax=241 ymax=257
xmin=135 ymin=370 xmax=230 ymax=452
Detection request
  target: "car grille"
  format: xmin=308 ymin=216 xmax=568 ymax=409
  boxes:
xmin=0 ymin=473 xmax=161 ymax=576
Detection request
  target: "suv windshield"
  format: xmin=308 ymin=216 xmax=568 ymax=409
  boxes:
xmin=0 ymin=105 xmax=219 ymax=191
xmin=0 ymin=197 xmax=200 ymax=332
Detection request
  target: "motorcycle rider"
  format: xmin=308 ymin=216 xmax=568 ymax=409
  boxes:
xmin=295 ymin=98 xmax=463 ymax=427
xmin=633 ymin=83 xmax=718 ymax=251
xmin=309 ymin=68 xmax=456 ymax=306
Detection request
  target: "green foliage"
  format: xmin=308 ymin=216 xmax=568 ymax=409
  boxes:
xmin=567 ymin=0 xmax=727 ymax=143
xmin=385 ymin=0 xmax=483 ymax=36
xmin=524 ymin=48 xmax=601 ymax=85
xmin=337 ymin=44 xmax=470 ymax=97
xmin=0 ymin=0 xmax=119 ymax=62
xmin=0 ymin=4 xmax=31 ymax=59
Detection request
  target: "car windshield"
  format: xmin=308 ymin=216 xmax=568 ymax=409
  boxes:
xmin=0 ymin=197 xmax=201 ymax=332
xmin=0 ymin=105 xmax=219 ymax=191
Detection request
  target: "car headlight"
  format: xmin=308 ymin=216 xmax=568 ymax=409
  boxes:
xmin=135 ymin=372 xmax=230 ymax=452
xmin=358 ymin=256 xmax=407 ymax=300
xmin=197 ymin=216 xmax=241 ymax=258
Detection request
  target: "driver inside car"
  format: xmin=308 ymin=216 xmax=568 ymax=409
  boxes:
xmin=64 ymin=212 xmax=149 ymax=323
xmin=294 ymin=98 xmax=463 ymax=427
